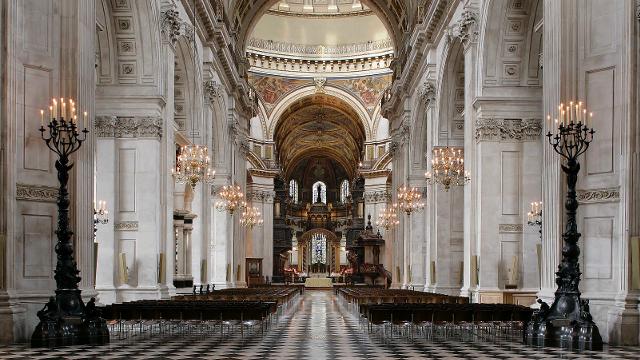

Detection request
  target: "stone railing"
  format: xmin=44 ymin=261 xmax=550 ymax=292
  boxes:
xmin=247 ymin=38 xmax=393 ymax=58
xmin=247 ymin=52 xmax=393 ymax=75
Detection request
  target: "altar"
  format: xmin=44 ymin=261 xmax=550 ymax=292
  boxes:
xmin=304 ymin=277 xmax=332 ymax=288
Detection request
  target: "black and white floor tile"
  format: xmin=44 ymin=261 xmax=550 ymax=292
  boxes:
xmin=0 ymin=291 xmax=638 ymax=359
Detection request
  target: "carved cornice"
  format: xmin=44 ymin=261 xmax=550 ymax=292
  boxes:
xmin=160 ymin=10 xmax=182 ymax=45
xmin=115 ymin=221 xmax=139 ymax=231
xmin=16 ymin=183 xmax=58 ymax=202
xmin=475 ymin=118 xmax=542 ymax=142
xmin=577 ymin=187 xmax=620 ymax=204
xmin=452 ymin=10 xmax=478 ymax=45
xmin=417 ymin=81 xmax=436 ymax=105
xmin=499 ymin=224 xmax=523 ymax=233
xmin=363 ymin=191 xmax=391 ymax=203
xmin=203 ymin=80 xmax=223 ymax=103
xmin=95 ymin=116 xmax=163 ymax=138
xmin=360 ymin=169 xmax=391 ymax=179
xmin=247 ymin=191 xmax=276 ymax=203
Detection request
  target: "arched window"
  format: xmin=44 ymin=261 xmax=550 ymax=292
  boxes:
xmin=289 ymin=179 xmax=298 ymax=203
xmin=311 ymin=233 xmax=327 ymax=264
xmin=340 ymin=179 xmax=350 ymax=203
xmin=312 ymin=181 xmax=327 ymax=204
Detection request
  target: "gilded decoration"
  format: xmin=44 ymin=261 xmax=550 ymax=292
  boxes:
xmin=333 ymin=74 xmax=392 ymax=113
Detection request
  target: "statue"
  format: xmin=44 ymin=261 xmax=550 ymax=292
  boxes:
xmin=316 ymin=184 xmax=323 ymax=203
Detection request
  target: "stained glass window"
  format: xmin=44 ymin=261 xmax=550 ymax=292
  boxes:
xmin=312 ymin=181 xmax=327 ymax=204
xmin=289 ymin=179 xmax=298 ymax=203
xmin=340 ymin=179 xmax=350 ymax=203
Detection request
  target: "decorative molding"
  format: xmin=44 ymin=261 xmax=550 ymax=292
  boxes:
xmin=203 ymin=80 xmax=223 ymax=103
xmin=114 ymin=221 xmax=139 ymax=231
xmin=363 ymin=191 xmax=391 ymax=203
xmin=95 ymin=116 xmax=163 ymax=138
xmin=313 ymin=77 xmax=326 ymax=93
xmin=499 ymin=224 xmax=523 ymax=233
xmin=246 ymin=38 xmax=392 ymax=57
xmin=475 ymin=118 xmax=542 ymax=142
xmin=577 ymin=187 xmax=620 ymax=204
xmin=16 ymin=183 xmax=58 ymax=202
xmin=417 ymin=81 xmax=436 ymax=105
xmin=247 ymin=191 xmax=276 ymax=203
xmin=452 ymin=10 xmax=478 ymax=45
xmin=160 ymin=10 xmax=182 ymax=44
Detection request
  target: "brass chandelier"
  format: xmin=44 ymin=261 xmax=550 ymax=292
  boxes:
xmin=396 ymin=184 xmax=425 ymax=215
xmin=240 ymin=206 xmax=264 ymax=229
xmin=215 ymin=184 xmax=246 ymax=215
xmin=425 ymin=146 xmax=470 ymax=191
xmin=376 ymin=204 xmax=400 ymax=230
xmin=172 ymin=145 xmax=215 ymax=188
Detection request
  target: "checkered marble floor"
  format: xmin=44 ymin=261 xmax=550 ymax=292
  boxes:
xmin=1 ymin=290 xmax=638 ymax=359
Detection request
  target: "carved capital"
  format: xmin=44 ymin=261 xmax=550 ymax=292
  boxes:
xmin=417 ymin=81 xmax=436 ymax=105
xmin=16 ymin=183 xmax=58 ymax=202
xmin=161 ymin=10 xmax=182 ymax=45
xmin=363 ymin=191 xmax=391 ymax=203
xmin=475 ymin=118 xmax=542 ymax=142
xmin=247 ymin=191 xmax=276 ymax=203
xmin=577 ymin=187 xmax=620 ymax=204
xmin=453 ymin=10 xmax=478 ymax=45
xmin=95 ymin=116 xmax=163 ymax=138
xmin=204 ymin=80 xmax=223 ymax=103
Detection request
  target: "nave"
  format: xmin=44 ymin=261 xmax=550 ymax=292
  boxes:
xmin=0 ymin=290 xmax=636 ymax=360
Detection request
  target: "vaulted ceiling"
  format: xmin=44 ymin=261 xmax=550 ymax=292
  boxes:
xmin=274 ymin=94 xmax=365 ymax=180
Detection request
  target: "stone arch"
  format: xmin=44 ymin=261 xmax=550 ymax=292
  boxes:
xmin=207 ymin=83 xmax=229 ymax=169
xmin=436 ymin=37 xmax=465 ymax=146
xmin=267 ymin=85 xmax=373 ymax=140
xmin=95 ymin=0 xmax=161 ymax=89
xmin=174 ymin=35 xmax=204 ymax=137
xmin=299 ymin=228 xmax=340 ymax=246
xmin=478 ymin=0 xmax=543 ymax=89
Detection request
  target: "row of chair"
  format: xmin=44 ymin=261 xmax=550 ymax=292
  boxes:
xmin=354 ymin=302 xmax=533 ymax=341
xmin=99 ymin=287 xmax=303 ymax=340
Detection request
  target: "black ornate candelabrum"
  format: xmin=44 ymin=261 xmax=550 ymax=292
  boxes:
xmin=524 ymin=105 xmax=602 ymax=350
xmin=31 ymin=101 xmax=109 ymax=347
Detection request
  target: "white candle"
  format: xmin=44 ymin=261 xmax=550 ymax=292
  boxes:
xmin=40 ymin=109 xmax=44 ymax=127
xmin=53 ymin=99 xmax=57 ymax=119
xmin=49 ymin=106 xmax=53 ymax=121
xmin=83 ymin=111 xmax=87 ymax=130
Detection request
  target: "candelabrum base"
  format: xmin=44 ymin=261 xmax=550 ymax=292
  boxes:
xmin=31 ymin=290 xmax=109 ymax=347
xmin=524 ymin=294 xmax=603 ymax=351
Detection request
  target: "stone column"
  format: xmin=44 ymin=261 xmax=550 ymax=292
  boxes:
xmin=209 ymin=184 xmax=232 ymax=289
xmin=456 ymin=9 xmax=480 ymax=299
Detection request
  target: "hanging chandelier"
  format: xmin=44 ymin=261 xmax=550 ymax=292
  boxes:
xmin=376 ymin=205 xmax=400 ymax=230
xmin=172 ymin=145 xmax=215 ymax=188
xmin=240 ymin=206 xmax=264 ymax=229
xmin=425 ymin=146 xmax=470 ymax=191
xmin=215 ymin=184 xmax=246 ymax=215
xmin=396 ymin=184 xmax=425 ymax=215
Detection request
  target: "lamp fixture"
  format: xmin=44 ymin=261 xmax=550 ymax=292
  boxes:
xmin=396 ymin=184 xmax=425 ymax=215
xmin=239 ymin=206 xmax=264 ymax=229
xmin=376 ymin=204 xmax=400 ymax=230
xmin=215 ymin=184 xmax=246 ymax=215
xmin=425 ymin=146 xmax=470 ymax=191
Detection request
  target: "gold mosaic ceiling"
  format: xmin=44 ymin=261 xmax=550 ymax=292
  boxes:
xmin=274 ymin=94 xmax=365 ymax=179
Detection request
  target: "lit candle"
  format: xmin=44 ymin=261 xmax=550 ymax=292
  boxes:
xmin=61 ymin=101 xmax=66 ymax=120
xmin=49 ymin=106 xmax=53 ymax=121
xmin=83 ymin=111 xmax=87 ymax=130
xmin=40 ymin=109 xmax=44 ymax=127
xmin=53 ymin=99 xmax=57 ymax=119
xmin=589 ymin=112 xmax=593 ymax=128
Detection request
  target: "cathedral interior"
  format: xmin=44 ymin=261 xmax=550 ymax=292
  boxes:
xmin=1 ymin=0 xmax=640 ymax=358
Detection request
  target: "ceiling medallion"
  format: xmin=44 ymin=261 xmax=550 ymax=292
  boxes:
xmin=425 ymin=146 xmax=470 ymax=191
